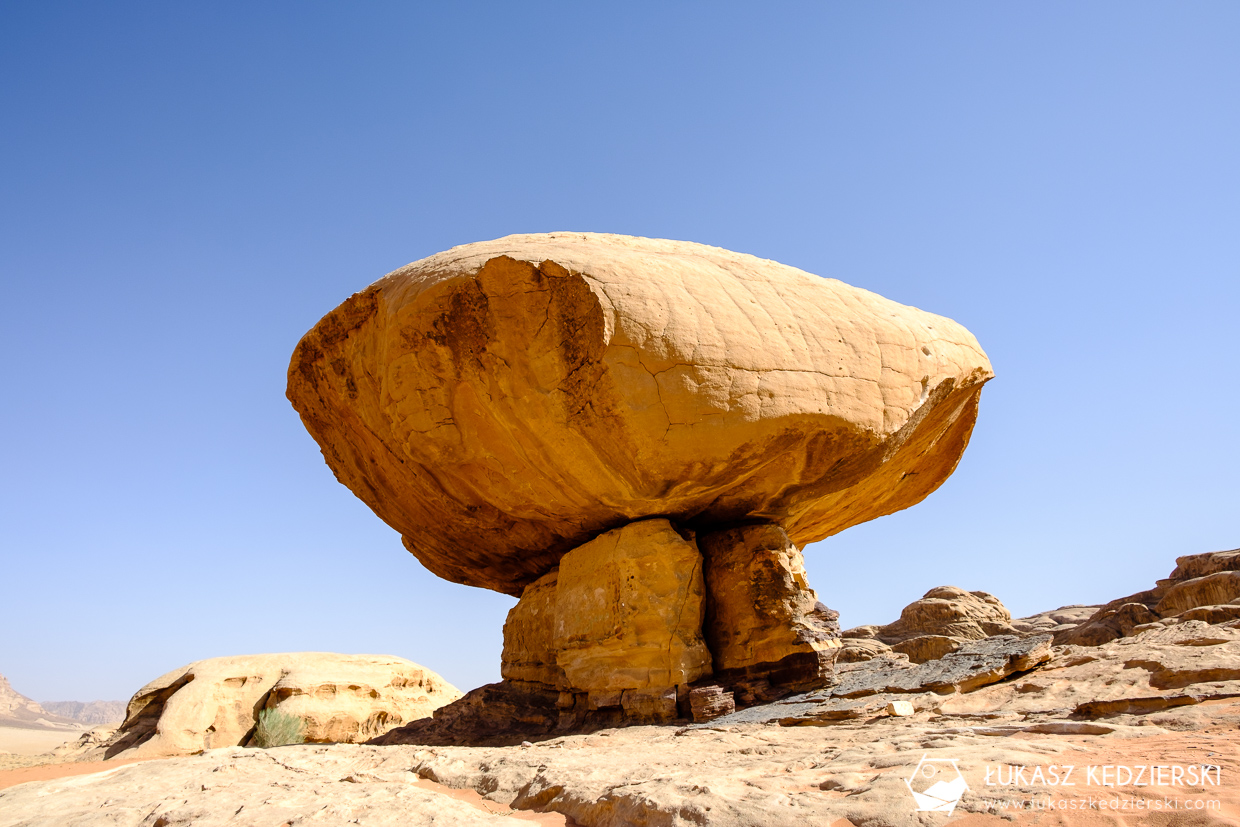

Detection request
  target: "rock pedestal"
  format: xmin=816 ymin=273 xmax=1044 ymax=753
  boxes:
xmin=499 ymin=518 xmax=838 ymax=725
xmin=552 ymin=520 xmax=711 ymax=692
xmin=500 ymin=519 xmax=712 ymax=724
xmin=699 ymin=524 xmax=841 ymax=701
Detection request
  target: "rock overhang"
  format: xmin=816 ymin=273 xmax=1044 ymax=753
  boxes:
xmin=287 ymin=232 xmax=993 ymax=595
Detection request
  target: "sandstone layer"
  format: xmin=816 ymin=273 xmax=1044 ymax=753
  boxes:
xmin=288 ymin=232 xmax=993 ymax=594
xmin=102 ymin=653 xmax=461 ymax=759
xmin=8 ymin=552 xmax=1240 ymax=826
xmin=7 ymin=643 xmax=1239 ymax=827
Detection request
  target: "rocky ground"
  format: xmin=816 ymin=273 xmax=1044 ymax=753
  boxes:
xmin=3 ymin=550 xmax=1239 ymax=826
xmin=1 ymin=693 xmax=1236 ymax=826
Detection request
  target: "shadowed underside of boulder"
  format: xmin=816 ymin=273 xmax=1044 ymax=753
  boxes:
xmin=288 ymin=233 xmax=993 ymax=595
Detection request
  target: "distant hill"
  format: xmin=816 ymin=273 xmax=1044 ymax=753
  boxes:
xmin=0 ymin=673 xmax=84 ymax=730
xmin=40 ymin=700 xmax=127 ymax=726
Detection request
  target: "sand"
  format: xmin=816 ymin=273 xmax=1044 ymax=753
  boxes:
xmin=0 ymin=754 xmax=576 ymax=825
xmin=0 ymin=726 xmax=84 ymax=757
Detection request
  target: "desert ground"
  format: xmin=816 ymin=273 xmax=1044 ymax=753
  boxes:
xmin=1 ymin=698 xmax=1236 ymax=826
xmin=0 ymin=726 xmax=85 ymax=758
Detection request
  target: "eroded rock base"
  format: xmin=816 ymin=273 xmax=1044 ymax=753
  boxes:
xmin=699 ymin=523 xmax=842 ymax=704
xmin=386 ymin=518 xmax=843 ymax=742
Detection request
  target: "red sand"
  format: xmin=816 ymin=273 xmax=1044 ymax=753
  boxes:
xmin=0 ymin=757 xmax=152 ymax=791
xmin=0 ymin=757 xmax=578 ymax=825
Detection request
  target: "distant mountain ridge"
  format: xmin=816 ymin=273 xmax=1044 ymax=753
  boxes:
xmin=0 ymin=672 xmax=91 ymax=730
xmin=40 ymin=700 xmax=127 ymax=726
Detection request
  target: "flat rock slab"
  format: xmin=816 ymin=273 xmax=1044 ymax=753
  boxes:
xmin=8 ymin=704 xmax=1237 ymax=827
xmin=696 ymin=635 xmax=1051 ymax=729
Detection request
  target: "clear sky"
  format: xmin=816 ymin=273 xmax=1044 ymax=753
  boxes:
xmin=3 ymin=3 xmax=1237 ymax=703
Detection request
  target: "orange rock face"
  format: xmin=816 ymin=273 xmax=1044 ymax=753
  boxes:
xmin=287 ymin=233 xmax=993 ymax=595
xmin=500 ymin=519 xmax=711 ymax=694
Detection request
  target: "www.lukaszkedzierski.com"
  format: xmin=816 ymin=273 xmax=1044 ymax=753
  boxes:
xmin=977 ymin=795 xmax=1222 ymax=812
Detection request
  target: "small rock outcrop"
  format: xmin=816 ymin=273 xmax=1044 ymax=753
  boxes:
xmin=840 ymin=586 xmax=1018 ymax=663
xmin=103 ymin=653 xmax=461 ymax=758
xmin=1009 ymin=604 xmax=1099 ymax=637
xmin=1057 ymin=548 xmax=1240 ymax=646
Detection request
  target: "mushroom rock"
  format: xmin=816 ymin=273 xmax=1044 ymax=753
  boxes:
xmin=287 ymin=233 xmax=993 ymax=596
xmin=288 ymin=233 xmax=993 ymax=725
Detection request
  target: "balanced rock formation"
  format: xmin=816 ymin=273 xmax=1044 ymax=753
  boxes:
xmin=840 ymin=586 xmax=1019 ymax=663
xmin=288 ymin=233 xmax=993 ymax=594
xmin=1057 ymin=547 xmax=1240 ymax=646
xmin=289 ymin=233 xmax=992 ymax=729
xmin=102 ymin=653 xmax=460 ymax=759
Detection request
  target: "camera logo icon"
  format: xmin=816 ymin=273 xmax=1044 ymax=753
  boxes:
xmin=905 ymin=754 xmax=969 ymax=814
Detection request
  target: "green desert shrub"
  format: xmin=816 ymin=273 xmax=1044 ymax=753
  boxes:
xmin=253 ymin=708 xmax=305 ymax=748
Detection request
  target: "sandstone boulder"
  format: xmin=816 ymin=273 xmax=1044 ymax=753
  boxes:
xmin=288 ymin=233 xmax=993 ymax=595
xmin=103 ymin=653 xmax=461 ymax=758
xmin=1010 ymin=604 xmax=1099 ymax=636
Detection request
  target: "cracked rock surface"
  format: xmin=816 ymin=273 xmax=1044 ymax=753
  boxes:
xmin=6 ymin=692 xmax=1238 ymax=827
xmin=287 ymin=233 xmax=993 ymax=594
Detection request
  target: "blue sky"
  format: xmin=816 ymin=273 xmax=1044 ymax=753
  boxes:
xmin=2 ymin=2 xmax=1237 ymax=702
